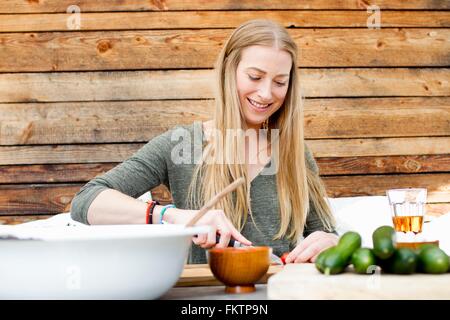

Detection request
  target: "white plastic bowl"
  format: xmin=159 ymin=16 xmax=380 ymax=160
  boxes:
xmin=0 ymin=224 xmax=209 ymax=300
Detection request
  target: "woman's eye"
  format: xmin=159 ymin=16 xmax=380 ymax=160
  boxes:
xmin=248 ymin=75 xmax=260 ymax=81
xmin=275 ymin=82 xmax=287 ymax=87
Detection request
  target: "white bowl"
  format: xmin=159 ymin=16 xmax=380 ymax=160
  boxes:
xmin=0 ymin=224 xmax=209 ymax=300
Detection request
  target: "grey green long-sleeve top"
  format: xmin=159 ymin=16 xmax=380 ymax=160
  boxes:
xmin=71 ymin=121 xmax=332 ymax=263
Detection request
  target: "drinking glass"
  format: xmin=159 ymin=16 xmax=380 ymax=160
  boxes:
xmin=386 ymin=188 xmax=427 ymax=234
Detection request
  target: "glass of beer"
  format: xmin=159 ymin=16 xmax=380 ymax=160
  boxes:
xmin=386 ymin=188 xmax=427 ymax=234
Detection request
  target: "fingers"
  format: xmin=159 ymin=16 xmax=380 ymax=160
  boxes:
xmin=286 ymin=231 xmax=338 ymax=264
xmin=216 ymin=230 xmax=231 ymax=248
xmin=191 ymin=209 xmax=252 ymax=248
xmin=192 ymin=229 xmax=217 ymax=248
xmin=294 ymin=244 xmax=322 ymax=263
xmin=200 ymin=227 xmax=218 ymax=249
xmin=192 ymin=233 xmax=206 ymax=246
xmin=285 ymin=240 xmax=308 ymax=264
xmin=214 ymin=224 xmax=250 ymax=248
xmin=229 ymin=225 xmax=252 ymax=246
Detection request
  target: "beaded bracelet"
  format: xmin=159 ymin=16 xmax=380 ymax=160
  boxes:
xmin=159 ymin=204 xmax=176 ymax=224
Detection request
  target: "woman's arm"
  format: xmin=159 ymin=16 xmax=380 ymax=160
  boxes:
xmin=70 ymin=129 xmax=172 ymax=224
xmin=86 ymin=188 xmax=252 ymax=248
xmin=84 ymin=188 xmax=201 ymax=226
xmin=86 ymin=189 xmax=148 ymax=224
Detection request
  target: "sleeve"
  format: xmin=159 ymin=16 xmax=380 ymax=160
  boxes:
xmin=304 ymin=142 xmax=319 ymax=174
xmin=70 ymin=129 xmax=173 ymax=224
xmin=303 ymin=204 xmax=337 ymax=237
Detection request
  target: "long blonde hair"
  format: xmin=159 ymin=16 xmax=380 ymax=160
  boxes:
xmin=186 ymin=19 xmax=335 ymax=243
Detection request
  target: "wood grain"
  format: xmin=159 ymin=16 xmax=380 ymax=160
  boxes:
xmin=304 ymin=97 xmax=450 ymax=139
xmin=268 ymin=263 xmax=450 ymax=300
xmin=0 ymin=70 xmax=213 ymax=103
xmin=308 ymin=137 xmax=450 ymax=158
xmin=0 ymin=215 xmax=52 ymax=225
xmin=148 ymin=184 xmax=173 ymax=205
xmin=0 ymin=163 xmax=117 ymax=184
xmin=300 ymin=68 xmax=450 ymax=98
xmin=0 ymin=154 xmax=448 ymax=185
xmin=0 ymin=183 xmax=172 ymax=215
xmin=323 ymin=173 xmax=450 ymax=202
xmin=1 ymin=137 xmax=448 ymax=165
xmin=0 ymin=184 xmax=81 ymax=215
xmin=0 ymin=175 xmax=448 ymax=215
xmin=1 ymin=11 xmax=449 ymax=32
xmin=1 ymin=0 xmax=448 ymax=13
xmin=427 ymin=203 xmax=450 ymax=217
xmin=0 ymin=100 xmax=211 ymax=145
xmin=1 ymin=69 xmax=448 ymax=104
xmin=206 ymin=247 xmax=274 ymax=293
xmin=0 ymin=144 xmax=143 ymax=165
xmin=317 ymin=155 xmax=450 ymax=175
xmin=155 ymin=175 xmax=450 ymax=203
xmin=1 ymin=97 xmax=448 ymax=145
xmin=0 ymin=1 xmax=448 ymax=224
xmin=1 ymin=29 xmax=449 ymax=72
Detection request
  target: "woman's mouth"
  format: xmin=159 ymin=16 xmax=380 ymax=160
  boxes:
xmin=247 ymin=98 xmax=272 ymax=112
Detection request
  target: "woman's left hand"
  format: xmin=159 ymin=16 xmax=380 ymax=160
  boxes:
xmin=284 ymin=231 xmax=338 ymax=264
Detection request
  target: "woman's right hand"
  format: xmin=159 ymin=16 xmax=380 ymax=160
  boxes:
xmin=168 ymin=208 xmax=252 ymax=249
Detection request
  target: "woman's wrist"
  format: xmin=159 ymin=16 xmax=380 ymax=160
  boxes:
xmin=152 ymin=205 xmax=180 ymax=224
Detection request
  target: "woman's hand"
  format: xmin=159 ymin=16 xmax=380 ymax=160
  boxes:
xmin=167 ymin=208 xmax=252 ymax=249
xmin=284 ymin=231 xmax=338 ymax=264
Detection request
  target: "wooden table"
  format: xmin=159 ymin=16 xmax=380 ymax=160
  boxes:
xmin=160 ymin=284 xmax=268 ymax=300
xmin=268 ymin=263 xmax=450 ymax=299
xmin=159 ymin=264 xmax=282 ymax=300
xmin=162 ymin=263 xmax=450 ymax=300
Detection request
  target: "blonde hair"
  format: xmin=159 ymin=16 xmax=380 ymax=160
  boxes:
xmin=186 ymin=19 xmax=335 ymax=243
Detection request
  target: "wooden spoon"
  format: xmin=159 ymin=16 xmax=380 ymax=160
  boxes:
xmin=185 ymin=177 xmax=245 ymax=227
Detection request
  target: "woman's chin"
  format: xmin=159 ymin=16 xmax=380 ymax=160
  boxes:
xmin=243 ymin=119 xmax=266 ymax=130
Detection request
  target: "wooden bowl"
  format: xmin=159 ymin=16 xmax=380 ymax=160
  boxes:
xmin=208 ymin=246 xmax=270 ymax=294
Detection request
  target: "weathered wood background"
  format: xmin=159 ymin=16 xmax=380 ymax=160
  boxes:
xmin=0 ymin=0 xmax=449 ymax=224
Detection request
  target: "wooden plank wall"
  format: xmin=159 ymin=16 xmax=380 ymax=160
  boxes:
xmin=0 ymin=0 xmax=449 ymax=224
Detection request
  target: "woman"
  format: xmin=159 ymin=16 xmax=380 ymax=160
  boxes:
xmin=71 ymin=19 xmax=338 ymax=264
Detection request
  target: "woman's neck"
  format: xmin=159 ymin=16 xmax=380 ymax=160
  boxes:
xmin=203 ymin=120 xmax=271 ymax=163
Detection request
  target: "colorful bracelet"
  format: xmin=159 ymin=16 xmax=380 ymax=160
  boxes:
xmin=145 ymin=200 xmax=160 ymax=224
xmin=160 ymin=204 xmax=176 ymax=224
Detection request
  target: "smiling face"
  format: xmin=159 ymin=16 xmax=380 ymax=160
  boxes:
xmin=236 ymin=45 xmax=292 ymax=130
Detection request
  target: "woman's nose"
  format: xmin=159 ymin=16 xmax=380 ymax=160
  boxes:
xmin=257 ymin=80 xmax=273 ymax=102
